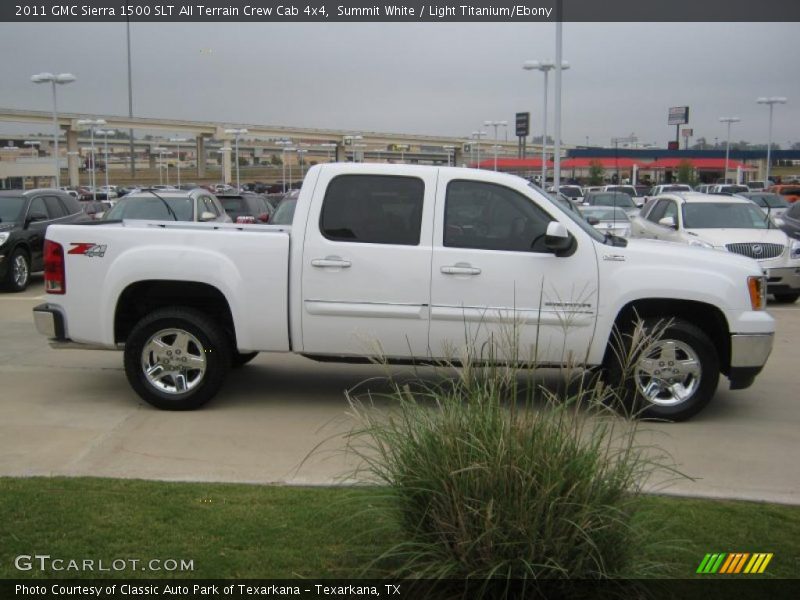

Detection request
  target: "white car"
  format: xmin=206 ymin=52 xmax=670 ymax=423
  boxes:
xmin=631 ymin=192 xmax=800 ymax=303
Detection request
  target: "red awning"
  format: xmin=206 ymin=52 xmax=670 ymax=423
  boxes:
xmin=642 ymin=158 xmax=755 ymax=170
xmin=559 ymin=157 xmax=644 ymax=169
xmin=473 ymin=157 xmax=552 ymax=169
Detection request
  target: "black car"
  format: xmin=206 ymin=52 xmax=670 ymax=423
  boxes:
xmin=0 ymin=189 xmax=89 ymax=291
xmin=779 ymin=201 xmax=800 ymax=240
xmin=217 ymin=193 xmax=274 ymax=224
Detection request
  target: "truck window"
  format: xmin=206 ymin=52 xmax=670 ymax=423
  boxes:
xmin=320 ymin=175 xmax=424 ymax=245
xmin=444 ymin=180 xmax=553 ymax=252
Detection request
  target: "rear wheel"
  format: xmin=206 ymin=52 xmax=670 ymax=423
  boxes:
xmin=772 ymin=292 xmax=799 ymax=304
xmin=607 ymin=318 xmax=719 ymax=422
xmin=124 ymin=307 xmax=230 ymax=410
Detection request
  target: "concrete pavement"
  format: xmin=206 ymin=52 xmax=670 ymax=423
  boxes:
xmin=1 ymin=279 xmax=798 ymax=504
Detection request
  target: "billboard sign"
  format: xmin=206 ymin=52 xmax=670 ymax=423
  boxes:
xmin=668 ymin=106 xmax=690 ymax=125
xmin=515 ymin=112 xmax=530 ymax=137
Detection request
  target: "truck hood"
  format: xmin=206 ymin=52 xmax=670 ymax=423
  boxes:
xmin=619 ymin=238 xmax=761 ymax=273
xmin=683 ymin=228 xmax=787 ymax=248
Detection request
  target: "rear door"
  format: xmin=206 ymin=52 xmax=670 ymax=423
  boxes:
xmin=300 ymin=169 xmax=436 ymax=358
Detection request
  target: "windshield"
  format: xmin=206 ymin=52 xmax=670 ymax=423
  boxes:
xmin=105 ymin=196 xmax=194 ymax=221
xmin=589 ymin=193 xmax=636 ymax=208
xmin=582 ymin=206 xmax=630 ymax=222
xmin=683 ymin=202 xmax=771 ymax=229
xmin=271 ymin=198 xmax=297 ymax=225
xmin=0 ymin=197 xmax=26 ymax=223
xmin=559 ymin=187 xmax=582 ymax=198
xmin=663 ymin=185 xmax=691 ymax=192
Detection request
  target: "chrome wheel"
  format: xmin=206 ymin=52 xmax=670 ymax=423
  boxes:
xmin=12 ymin=254 xmax=29 ymax=288
xmin=634 ymin=339 xmax=702 ymax=407
xmin=140 ymin=328 xmax=207 ymax=395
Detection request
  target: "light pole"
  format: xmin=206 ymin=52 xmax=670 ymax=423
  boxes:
xmin=154 ymin=147 xmax=172 ymax=186
xmin=276 ymin=140 xmax=293 ymax=193
xmin=296 ymin=148 xmax=308 ymax=178
xmin=484 ymin=121 xmax=507 ymax=171
xmin=523 ymin=60 xmax=570 ymax=186
xmin=319 ymin=143 xmax=336 ymax=162
xmin=96 ymin=130 xmax=115 ymax=196
xmin=216 ymin=148 xmax=231 ymax=188
xmin=77 ymin=119 xmax=106 ymax=201
xmin=756 ymin=97 xmax=787 ymax=186
xmin=471 ymin=131 xmax=487 ymax=168
xmin=719 ymin=117 xmax=741 ymax=184
xmin=343 ymin=135 xmax=363 ymax=162
xmin=443 ymin=145 xmax=455 ymax=166
xmin=169 ymin=137 xmax=187 ymax=188
xmin=224 ymin=128 xmax=248 ymax=191
xmin=31 ymin=72 xmax=76 ymax=188
xmin=24 ymin=140 xmax=41 ymax=161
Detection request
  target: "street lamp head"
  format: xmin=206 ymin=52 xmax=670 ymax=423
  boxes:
xmin=757 ymin=97 xmax=787 ymax=105
xmin=719 ymin=117 xmax=741 ymax=124
xmin=31 ymin=72 xmax=55 ymax=83
xmin=54 ymin=73 xmax=76 ymax=84
xmin=169 ymin=137 xmax=187 ymax=143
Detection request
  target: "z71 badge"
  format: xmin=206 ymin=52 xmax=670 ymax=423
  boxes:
xmin=68 ymin=243 xmax=107 ymax=258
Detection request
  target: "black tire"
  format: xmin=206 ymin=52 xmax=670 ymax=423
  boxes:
xmin=124 ymin=307 xmax=231 ymax=410
xmin=3 ymin=248 xmax=30 ymax=292
xmin=772 ymin=293 xmax=799 ymax=304
xmin=606 ymin=318 xmax=719 ymax=422
xmin=231 ymin=351 xmax=259 ymax=368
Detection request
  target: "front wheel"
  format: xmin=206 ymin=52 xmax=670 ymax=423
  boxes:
xmin=3 ymin=248 xmax=30 ymax=292
xmin=124 ymin=307 xmax=231 ymax=410
xmin=607 ymin=318 xmax=719 ymax=422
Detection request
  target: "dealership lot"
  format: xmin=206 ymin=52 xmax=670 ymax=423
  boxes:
xmin=1 ymin=278 xmax=798 ymax=504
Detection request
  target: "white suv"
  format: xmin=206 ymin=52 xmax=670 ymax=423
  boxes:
xmin=631 ymin=192 xmax=800 ymax=303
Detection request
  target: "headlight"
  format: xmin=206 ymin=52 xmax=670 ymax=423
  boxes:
xmin=791 ymin=239 xmax=800 ymax=259
xmin=0 ymin=232 xmax=9 ymax=246
xmin=689 ymin=239 xmax=714 ymax=249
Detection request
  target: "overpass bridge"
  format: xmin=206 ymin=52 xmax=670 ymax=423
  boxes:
xmin=0 ymin=107 xmax=530 ymax=187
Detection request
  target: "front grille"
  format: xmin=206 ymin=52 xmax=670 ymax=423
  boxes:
xmin=725 ymin=242 xmax=784 ymax=260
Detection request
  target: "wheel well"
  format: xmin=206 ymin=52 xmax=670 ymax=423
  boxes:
xmin=115 ymin=281 xmax=236 ymax=347
xmin=606 ymin=299 xmax=732 ymax=375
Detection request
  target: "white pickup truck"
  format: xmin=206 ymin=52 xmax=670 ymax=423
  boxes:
xmin=33 ymin=164 xmax=775 ymax=421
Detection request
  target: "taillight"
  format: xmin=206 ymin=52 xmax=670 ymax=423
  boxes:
xmin=257 ymin=213 xmax=269 ymax=223
xmin=236 ymin=216 xmax=256 ymax=224
xmin=44 ymin=240 xmax=65 ymax=294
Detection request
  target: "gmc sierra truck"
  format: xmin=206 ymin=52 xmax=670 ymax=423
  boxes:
xmin=33 ymin=164 xmax=775 ymax=421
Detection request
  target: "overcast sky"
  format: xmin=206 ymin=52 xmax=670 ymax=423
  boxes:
xmin=1 ymin=21 xmax=799 ymax=147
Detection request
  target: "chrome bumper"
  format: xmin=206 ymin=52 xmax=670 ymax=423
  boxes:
xmin=730 ymin=333 xmax=774 ymax=368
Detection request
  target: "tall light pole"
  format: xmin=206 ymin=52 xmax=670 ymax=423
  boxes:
xmin=224 ymin=128 xmax=248 ymax=191
xmin=169 ymin=137 xmax=187 ymax=188
xmin=276 ymin=140 xmax=293 ymax=193
xmin=96 ymin=129 xmax=115 ymax=196
xmin=154 ymin=146 xmax=172 ymax=186
xmin=471 ymin=131 xmax=487 ymax=168
xmin=523 ymin=60 xmax=570 ymax=186
xmin=443 ymin=145 xmax=455 ymax=166
xmin=756 ymin=97 xmax=787 ymax=186
xmin=31 ymin=72 xmax=76 ymax=188
xmin=484 ymin=121 xmax=507 ymax=171
xmin=216 ymin=148 xmax=231 ymax=188
xmin=77 ymin=119 xmax=106 ymax=201
xmin=296 ymin=148 xmax=308 ymax=178
xmin=719 ymin=117 xmax=741 ymax=184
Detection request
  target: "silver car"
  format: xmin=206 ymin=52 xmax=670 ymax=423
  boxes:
xmin=103 ymin=189 xmax=232 ymax=223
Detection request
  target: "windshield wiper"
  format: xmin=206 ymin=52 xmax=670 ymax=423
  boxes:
xmin=143 ymin=190 xmax=178 ymax=221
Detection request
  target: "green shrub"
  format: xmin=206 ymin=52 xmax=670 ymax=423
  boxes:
xmin=344 ymin=329 xmax=671 ymax=587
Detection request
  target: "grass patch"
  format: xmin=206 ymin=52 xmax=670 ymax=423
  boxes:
xmin=0 ymin=477 xmax=798 ymax=579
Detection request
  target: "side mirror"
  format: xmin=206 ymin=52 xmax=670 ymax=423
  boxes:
xmin=26 ymin=212 xmax=48 ymax=226
xmin=586 ymin=217 xmax=600 ymax=226
xmin=545 ymin=221 xmax=575 ymax=256
xmin=199 ymin=211 xmax=217 ymax=222
xmin=658 ymin=216 xmax=677 ymax=229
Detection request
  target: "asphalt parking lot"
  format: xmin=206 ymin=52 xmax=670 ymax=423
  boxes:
xmin=1 ymin=278 xmax=798 ymax=504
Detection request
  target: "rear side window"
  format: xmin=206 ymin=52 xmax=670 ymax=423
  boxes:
xmin=59 ymin=194 xmax=81 ymax=215
xmin=320 ymin=175 xmax=424 ymax=245
xmin=44 ymin=196 xmax=67 ymax=219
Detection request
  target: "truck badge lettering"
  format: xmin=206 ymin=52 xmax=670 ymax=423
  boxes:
xmin=68 ymin=243 xmax=107 ymax=258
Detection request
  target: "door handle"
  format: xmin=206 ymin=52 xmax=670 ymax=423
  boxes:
xmin=311 ymin=257 xmax=352 ymax=268
xmin=441 ymin=264 xmax=481 ymax=276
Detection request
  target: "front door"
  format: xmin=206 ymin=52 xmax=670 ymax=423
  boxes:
xmin=428 ymin=176 xmax=599 ymax=366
